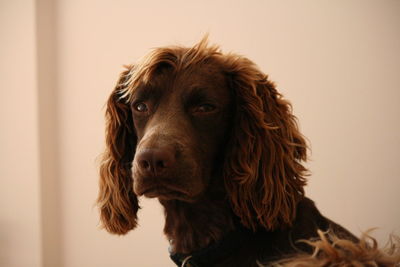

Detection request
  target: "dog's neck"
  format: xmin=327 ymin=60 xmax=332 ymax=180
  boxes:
xmin=159 ymin=194 xmax=235 ymax=254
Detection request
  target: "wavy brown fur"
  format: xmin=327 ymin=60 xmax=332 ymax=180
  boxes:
xmin=220 ymin=54 xmax=308 ymax=230
xmin=97 ymin=66 xmax=139 ymax=234
xmin=270 ymin=230 xmax=400 ymax=267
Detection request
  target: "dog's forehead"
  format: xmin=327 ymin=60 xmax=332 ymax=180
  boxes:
xmin=129 ymin=56 xmax=231 ymax=104
xmin=178 ymin=63 xmax=226 ymax=87
xmin=149 ymin=61 xmax=227 ymax=93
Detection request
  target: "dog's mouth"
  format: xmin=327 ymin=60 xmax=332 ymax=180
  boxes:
xmin=137 ymin=182 xmax=192 ymax=201
xmin=142 ymin=186 xmax=182 ymax=199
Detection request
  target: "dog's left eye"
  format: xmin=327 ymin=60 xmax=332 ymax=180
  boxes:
xmin=193 ymin=104 xmax=216 ymax=113
xmin=134 ymin=102 xmax=148 ymax=112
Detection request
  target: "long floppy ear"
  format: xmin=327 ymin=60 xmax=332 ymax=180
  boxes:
xmin=223 ymin=58 xmax=308 ymax=231
xmin=97 ymin=65 xmax=139 ymax=235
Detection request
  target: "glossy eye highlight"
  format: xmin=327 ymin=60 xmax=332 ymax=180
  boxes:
xmin=134 ymin=102 xmax=148 ymax=112
xmin=193 ymin=104 xmax=216 ymax=113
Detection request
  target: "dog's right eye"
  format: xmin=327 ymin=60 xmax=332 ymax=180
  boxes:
xmin=134 ymin=102 xmax=148 ymax=112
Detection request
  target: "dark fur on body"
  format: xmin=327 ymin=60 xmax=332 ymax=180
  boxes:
xmin=97 ymin=38 xmax=358 ymax=266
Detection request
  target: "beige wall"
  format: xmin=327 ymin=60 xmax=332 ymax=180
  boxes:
xmin=1 ymin=1 xmax=399 ymax=266
xmin=0 ymin=0 xmax=41 ymax=266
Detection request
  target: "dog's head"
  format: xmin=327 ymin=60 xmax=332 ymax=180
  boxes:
xmin=97 ymin=38 xmax=308 ymax=235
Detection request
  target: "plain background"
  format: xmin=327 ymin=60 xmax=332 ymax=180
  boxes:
xmin=1 ymin=0 xmax=399 ymax=266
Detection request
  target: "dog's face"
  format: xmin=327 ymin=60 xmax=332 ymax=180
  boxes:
xmin=131 ymin=62 xmax=233 ymax=202
xmin=98 ymin=39 xmax=308 ymax=235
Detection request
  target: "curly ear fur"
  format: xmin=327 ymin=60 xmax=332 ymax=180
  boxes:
xmin=97 ymin=65 xmax=139 ymax=235
xmin=222 ymin=57 xmax=308 ymax=231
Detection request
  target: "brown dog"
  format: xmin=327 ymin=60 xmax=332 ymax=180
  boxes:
xmin=98 ymin=38 xmax=363 ymax=266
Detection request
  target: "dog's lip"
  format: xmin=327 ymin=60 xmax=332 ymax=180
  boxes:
xmin=142 ymin=187 xmax=191 ymax=201
xmin=138 ymin=183 xmax=189 ymax=198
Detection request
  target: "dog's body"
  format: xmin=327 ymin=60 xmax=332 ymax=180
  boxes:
xmin=98 ymin=39 xmax=360 ymax=266
xmin=167 ymin=197 xmax=357 ymax=266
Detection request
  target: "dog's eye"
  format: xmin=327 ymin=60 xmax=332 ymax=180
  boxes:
xmin=193 ymin=104 xmax=216 ymax=113
xmin=134 ymin=102 xmax=148 ymax=112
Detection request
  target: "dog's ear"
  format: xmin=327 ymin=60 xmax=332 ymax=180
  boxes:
xmin=223 ymin=58 xmax=308 ymax=231
xmin=97 ymin=65 xmax=139 ymax=235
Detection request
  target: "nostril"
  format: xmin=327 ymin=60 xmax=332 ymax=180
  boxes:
xmin=154 ymin=151 xmax=174 ymax=172
xmin=139 ymin=159 xmax=151 ymax=170
xmin=156 ymin=160 xmax=167 ymax=169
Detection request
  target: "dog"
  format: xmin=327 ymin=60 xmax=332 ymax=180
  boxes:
xmin=97 ymin=38 xmax=396 ymax=266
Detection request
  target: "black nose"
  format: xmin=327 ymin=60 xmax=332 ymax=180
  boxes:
xmin=135 ymin=148 xmax=175 ymax=176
